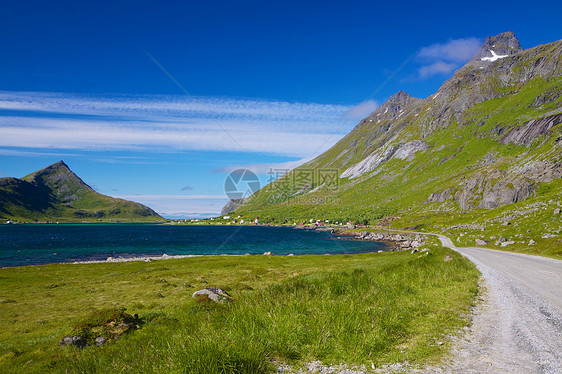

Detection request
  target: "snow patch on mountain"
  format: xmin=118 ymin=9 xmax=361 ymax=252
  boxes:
xmin=481 ymin=50 xmax=508 ymax=62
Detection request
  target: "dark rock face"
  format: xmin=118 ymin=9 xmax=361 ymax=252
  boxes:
xmin=511 ymin=160 xmax=562 ymax=183
xmin=427 ymin=188 xmax=453 ymax=203
xmin=499 ymin=113 xmax=562 ymax=145
xmin=455 ymin=171 xmax=536 ymax=210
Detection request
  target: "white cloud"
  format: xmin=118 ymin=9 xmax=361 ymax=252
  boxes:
xmin=416 ymin=37 xmax=481 ymax=79
xmin=0 ymin=117 xmax=343 ymax=157
xmin=418 ymin=62 xmax=457 ymax=78
xmin=418 ymin=38 xmax=481 ymax=62
xmin=0 ymin=91 xmax=364 ymax=157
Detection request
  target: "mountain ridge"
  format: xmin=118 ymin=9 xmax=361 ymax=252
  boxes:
xmin=0 ymin=161 xmax=162 ymax=222
xmin=230 ymin=32 xmax=562 ymax=237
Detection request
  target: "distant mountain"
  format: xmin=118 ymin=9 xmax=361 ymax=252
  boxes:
xmin=230 ymin=32 xmax=562 ymax=224
xmin=0 ymin=161 xmax=162 ymax=222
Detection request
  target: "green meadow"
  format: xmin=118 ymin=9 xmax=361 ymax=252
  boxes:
xmin=0 ymin=239 xmax=479 ymax=373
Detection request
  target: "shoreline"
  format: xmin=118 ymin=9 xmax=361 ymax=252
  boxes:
xmin=1 ymin=226 xmax=422 ymax=268
xmin=71 ymin=253 xmax=241 ymax=265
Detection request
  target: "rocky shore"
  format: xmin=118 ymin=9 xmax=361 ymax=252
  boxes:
xmin=329 ymin=229 xmax=427 ymax=252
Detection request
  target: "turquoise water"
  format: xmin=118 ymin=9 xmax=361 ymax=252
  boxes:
xmin=0 ymin=224 xmax=389 ymax=267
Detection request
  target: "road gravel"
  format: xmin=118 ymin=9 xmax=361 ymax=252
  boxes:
xmin=279 ymin=234 xmax=562 ymax=373
xmin=428 ymin=235 xmax=562 ymax=374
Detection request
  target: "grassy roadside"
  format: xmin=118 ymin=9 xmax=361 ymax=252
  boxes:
xmin=0 ymin=241 xmax=479 ymax=373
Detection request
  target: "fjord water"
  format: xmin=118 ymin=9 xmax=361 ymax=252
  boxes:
xmin=0 ymin=224 xmax=389 ymax=267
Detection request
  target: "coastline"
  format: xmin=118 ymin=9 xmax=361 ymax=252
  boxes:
xmin=70 ymin=227 xmax=426 ymax=265
xmin=71 ymin=253 xmax=241 ymax=265
xmin=1 ymin=225 xmax=418 ymax=268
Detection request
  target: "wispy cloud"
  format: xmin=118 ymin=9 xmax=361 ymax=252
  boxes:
xmin=418 ymin=38 xmax=481 ymax=62
xmin=0 ymin=91 xmax=368 ymax=157
xmin=0 ymin=148 xmax=82 ymax=158
xmin=418 ymin=61 xmax=458 ymax=78
xmin=214 ymin=157 xmax=312 ymax=174
xmin=341 ymin=100 xmax=379 ymax=121
xmin=416 ymin=37 xmax=481 ymax=79
xmin=180 ymin=185 xmax=193 ymax=191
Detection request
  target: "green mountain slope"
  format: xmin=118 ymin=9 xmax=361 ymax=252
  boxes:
xmin=232 ymin=32 xmax=562 ymax=256
xmin=0 ymin=161 xmax=162 ymax=222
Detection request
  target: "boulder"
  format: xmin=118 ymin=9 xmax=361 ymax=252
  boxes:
xmin=58 ymin=335 xmax=86 ymax=349
xmin=528 ymin=239 xmax=536 ymax=245
xmin=410 ymin=248 xmax=419 ymax=254
xmin=542 ymin=233 xmax=556 ymax=238
xmin=401 ymin=240 xmax=412 ymax=248
xmin=444 ymin=254 xmax=453 ymax=262
xmin=555 ymin=208 xmax=561 ymax=215
xmin=95 ymin=336 xmax=107 ymax=346
xmin=500 ymin=241 xmax=515 ymax=247
xmin=263 ymin=251 xmax=273 ymax=256
xmin=192 ymin=288 xmax=233 ymax=303
xmin=475 ymin=239 xmax=489 ymax=246
xmin=494 ymin=236 xmax=506 ymax=246
xmin=420 ymin=248 xmax=431 ymax=253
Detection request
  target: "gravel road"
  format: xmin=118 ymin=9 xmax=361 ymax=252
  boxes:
xmin=279 ymin=235 xmax=562 ymax=374
xmin=430 ymin=235 xmax=562 ymax=374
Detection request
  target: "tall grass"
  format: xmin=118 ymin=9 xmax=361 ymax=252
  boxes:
xmin=35 ymin=246 xmax=479 ymax=373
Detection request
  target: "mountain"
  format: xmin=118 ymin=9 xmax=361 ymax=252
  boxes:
xmin=229 ymin=32 xmax=562 ymax=246
xmin=0 ymin=161 xmax=162 ymax=222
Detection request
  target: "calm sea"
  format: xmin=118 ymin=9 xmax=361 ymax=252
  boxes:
xmin=0 ymin=224 xmax=389 ymax=267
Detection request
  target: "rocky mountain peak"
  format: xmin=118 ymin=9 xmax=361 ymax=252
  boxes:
xmin=387 ymin=91 xmax=417 ymax=106
xmin=357 ymin=91 xmax=421 ymax=127
xmin=44 ymin=160 xmax=71 ymax=172
xmin=469 ymin=31 xmax=523 ymax=65
xmin=23 ymin=160 xmax=94 ymax=200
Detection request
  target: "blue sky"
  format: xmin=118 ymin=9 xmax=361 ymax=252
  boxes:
xmin=1 ymin=0 xmax=561 ymax=218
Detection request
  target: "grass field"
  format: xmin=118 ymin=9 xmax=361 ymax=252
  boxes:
xmin=0 ymin=238 xmax=479 ymax=373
